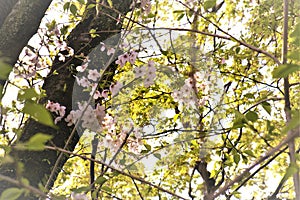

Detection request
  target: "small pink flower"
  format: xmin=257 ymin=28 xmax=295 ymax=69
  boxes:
xmin=129 ymin=51 xmax=138 ymax=64
xmin=59 ymin=106 xmax=66 ymax=117
xmin=76 ymin=62 xmax=88 ymax=72
xmin=107 ymin=48 xmax=115 ymax=56
xmin=93 ymin=90 xmax=101 ymax=99
xmin=115 ymin=53 xmax=129 ymax=67
xmin=54 ymin=116 xmax=63 ymax=124
xmin=148 ymin=65 xmax=156 ymax=79
xmin=101 ymin=89 xmax=109 ymax=98
xmin=100 ymin=43 xmax=106 ymax=51
xmin=144 ymin=76 xmax=155 ymax=87
xmin=75 ymin=76 xmax=90 ymax=87
xmin=134 ymin=66 xmax=147 ymax=78
xmin=95 ymin=104 xmax=105 ymax=122
xmin=88 ymin=69 xmax=101 ymax=81
xmin=147 ymin=60 xmax=155 ymax=68
xmin=110 ymin=81 xmax=123 ymax=96
xmin=46 ymin=101 xmax=60 ymax=114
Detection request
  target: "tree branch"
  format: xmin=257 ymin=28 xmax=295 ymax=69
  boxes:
xmin=282 ymin=0 xmax=300 ymax=199
xmin=44 ymin=145 xmax=188 ymax=200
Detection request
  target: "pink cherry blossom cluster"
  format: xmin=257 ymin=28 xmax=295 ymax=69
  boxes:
xmin=172 ymin=72 xmax=209 ymax=109
xmin=64 ymin=102 xmax=105 ymax=132
xmin=15 ymin=48 xmax=47 ymax=79
xmin=133 ymin=60 xmax=156 ymax=87
xmin=115 ymin=50 xmax=138 ymax=67
xmin=45 ymin=101 xmax=66 ymax=124
xmin=102 ymin=124 xmax=144 ymax=154
xmin=75 ymin=57 xmax=124 ymax=99
xmin=38 ymin=26 xmax=74 ymax=62
xmin=46 ymin=100 xmax=144 ymax=154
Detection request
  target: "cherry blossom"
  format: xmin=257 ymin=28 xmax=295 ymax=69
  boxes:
xmin=76 ymin=62 xmax=89 ymax=72
xmin=81 ymin=105 xmax=101 ymax=132
xmin=129 ymin=50 xmax=138 ymax=64
xmin=101 ymin=89 xmax=109 ymax=99
xmin=115 ymin=53 xmax=129 ymax=67
xmin=171 ymin=80 xmax=198 ymax=109
xmin=142 ymin=60 xmax=156 ymax=87
xmin=110 ymin=81 xmax=123 ymax=96
xmin=147 ymin=62 xmax=156 ymax=78
xmin=102 ymin=114 xmax=116 ymax=133
xmin=128 ymin=138 xmax=143 ymax=154
xmin=144 ymin=76 xmax=155 ymax=87
xmin=65 ymin=110 xmax=81 ymax=126
xmin=88 ymin=69 xmax=101 ymax=81
xmin=46 ymin=101 xmax=61 ymax=114
xmin=107 ymin=47 xmax=115 ymax=56
xmin=75 ymin=76 xmax=90 ymax=88
xmin=134 ymin=65 xmax=147 ymax=78
xmin=95 ymin=104 xmax=106 ymax=123
xmin=46 ymin=101 xmax=66 ymax=124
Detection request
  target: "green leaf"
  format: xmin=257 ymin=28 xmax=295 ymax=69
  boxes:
xmin=144 ymin=144 xmax=151 ymax=151
xmin=24 ymin=133 xmax=53 ymax=151
xmin=107 ymin=0 xmax=113 ymax=7
xmin=203 ymin=0 xmax=216 ymax=10
xmin=232 ymin=110 xmax=246 ymax=128
xmin=280 ymin=163 xmax=299 ymax=184
xmin=233 ymin=153 xmax=240 ymax=164
xmin=70 ymin=4 xmax=78 ymax=15
xmin=77 ymin=0 xmax=85 ymax=4
xmin=101 ymin=186 xmax=112 ymax=193
xmin=63 ymin=2 xmax=70 ymax=11
xmin=0 ymin=60 xmax=12 ymax=80
xmin=261 ymin=101 xmax=271 ymax=115
xmin=173 ymin=113 xmax=179 ymax=122
xmin=95 ymin=177 xmax=107 ymax=185
xmin=87 ymin=3 xmax=96 ymax=9
xmin=0 ymin=188 xmax=23 ymax=200
xmin=72 ymin=186 xmax=90 ymax=193
xmin=153 ymin=153 xmax=161 ymax=159
xmin=266 ymin=120 xmax=275 ymax=134
xmin=272 ymin=64 xmax=300 ymax=78
xmin=128 ymin=164 xmax=138 ymax=171
xmin=244 ymin=150 xmax=256 ymax=158
xmin=245 ymin=111 xmax=258 ymax=122
xmin=23 ymin=101 xmax=56 ymax=128
xmin=244 ymin=93 xmax=255 ymax=99
xmin=177 ymin=13 xmax=185 ymax=21
xmin=18 ymin=88 xmax=39 ymax=101
xmin=282 ymin=110 xmax=300 ymax=134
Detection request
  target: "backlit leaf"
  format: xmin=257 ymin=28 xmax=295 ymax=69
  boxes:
xmin=245 ymin=111 xmax=258 ymax=122
xmin=0 ymin=188 xmax=23 ymax=200
xmin=272 ymin=64 xmax=300 ymax=78
xmin=23 ymin=101 xmax=56 ymax=128
xmin=24 ymin=133 xmax=53 ymax=151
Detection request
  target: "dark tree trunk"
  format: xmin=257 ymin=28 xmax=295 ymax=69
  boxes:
xmin=0 ymin=0 xmax=132 ymax=199
xmin=0 ymin=0 xmax=52 ymax=86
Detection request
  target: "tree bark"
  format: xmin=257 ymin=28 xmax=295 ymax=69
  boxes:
xmin=0 ymin=0 xmax=52 ymax=86
xmin=0 ymin=0 xmax=132 ymax=199
xmin=0 ymin=0 xmax=19 ymax=27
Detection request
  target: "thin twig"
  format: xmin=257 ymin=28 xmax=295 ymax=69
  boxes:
xmin=0 ymin=174 xmax=48 ymax=199
xmin=45 ymin=145 xmax=188 ymax=200
xmin=208 ymin=125 xmax=300 ymax=199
